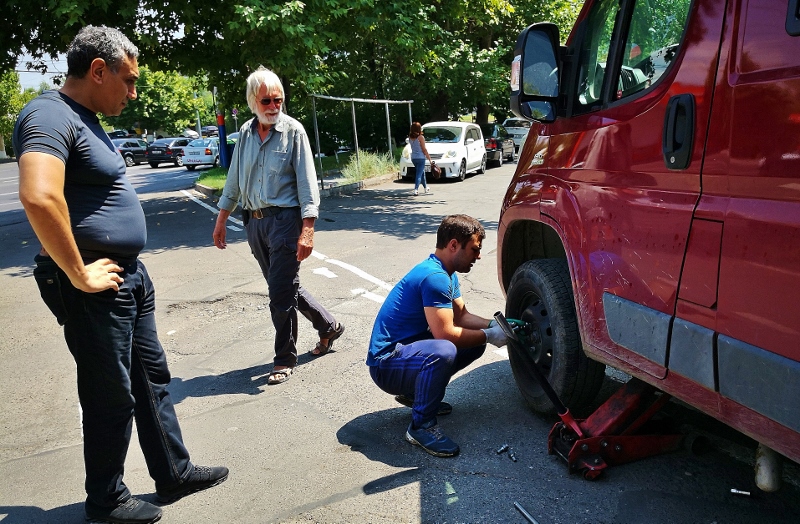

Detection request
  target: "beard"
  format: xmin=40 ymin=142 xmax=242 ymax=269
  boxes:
xmin=257 ymin=111 xmax=280 ymax=126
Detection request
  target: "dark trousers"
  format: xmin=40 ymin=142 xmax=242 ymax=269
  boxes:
xmin=45 ymin=258 xmax=191 ymax=507
xmin=369 ymin=338 xmax=486 ymax=427
xmin=245 ymin=206 xmax=337 ymax=368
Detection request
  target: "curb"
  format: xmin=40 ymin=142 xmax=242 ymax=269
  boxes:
xmin=319 ymin=171 xmax=400 ymax=198
xmin=193 ymin=171 xmax=400 ymax=200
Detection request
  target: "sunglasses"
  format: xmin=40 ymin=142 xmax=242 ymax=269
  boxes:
xmin=258 ymin=97 xmax=283 ymax=106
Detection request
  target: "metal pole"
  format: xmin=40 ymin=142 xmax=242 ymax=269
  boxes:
xmin=312 ymin=96 xmax=323 ymax=178
xmin=351 ymin=100 xmax=360 ymax=169
xmin=385 ymin=102 xmax=392 ymax=155
xmin=194 ymin=92 xmax=202 ymax=138
xmin=408 ymin=102 xmax=413 ymax=127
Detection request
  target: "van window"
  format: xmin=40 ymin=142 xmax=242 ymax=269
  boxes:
xmin=573 ymin=0 xmax=691 ymax=112
xmin=617 ymin=0 xmax=692 ymax=100
xmin=575 ymin=0 xmax=621 ymax=111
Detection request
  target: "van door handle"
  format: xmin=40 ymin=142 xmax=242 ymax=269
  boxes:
xmin=662 ymin=94 xmax=695 ymax=170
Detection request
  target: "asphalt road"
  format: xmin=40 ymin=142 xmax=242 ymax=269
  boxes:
xmin=1 ymin=160 xmax=799 ymax=523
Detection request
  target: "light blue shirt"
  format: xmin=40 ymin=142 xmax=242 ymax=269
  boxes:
xmin=218 ymin=113 xmax=320 ymax=218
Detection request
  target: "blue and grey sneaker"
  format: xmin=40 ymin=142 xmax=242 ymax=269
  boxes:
xmin=405 ymin=420 xmax=460 ymax=457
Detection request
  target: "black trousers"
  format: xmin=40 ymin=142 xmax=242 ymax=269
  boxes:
xmin=245 ymin=207 xmax=337 ymax=367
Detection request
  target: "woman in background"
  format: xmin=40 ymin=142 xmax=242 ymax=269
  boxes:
xmin=409 ymin=122 xmax=433 ymax=196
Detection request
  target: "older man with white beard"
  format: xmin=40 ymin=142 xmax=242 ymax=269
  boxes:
xmin=213 ymin=67 xmax=344 ymax=385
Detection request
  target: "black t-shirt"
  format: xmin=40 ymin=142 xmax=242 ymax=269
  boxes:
xmin=13 ymin=90 xmax=147 ymax=260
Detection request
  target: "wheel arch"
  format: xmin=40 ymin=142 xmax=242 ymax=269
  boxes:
xmin=500 ymin=218 xmax=567 ymax=293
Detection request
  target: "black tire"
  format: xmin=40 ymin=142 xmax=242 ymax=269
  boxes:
xmin=457 ymin=159 xmax=466 ymax=181
xmin=477 ymin=155 xmax=487 ymax=174
xmin=506 ymin=259 xmax=605 ymax=416
xmin=508 ymin=147 xmax=516 ymax=162
xmin=149 ymin=162 xmax=159 ymax=168
xmin=496 ymin=153 xmax=504 ymax=167
xmin=212 ymin=156 xmax=219 ymax=167
xmin=186 ymin=165 xmax=196 ymax=171
xmin=175 ymin=155 xmax=183 ymax=167
xmin=124 ymin=155 xmax=134 ymax=167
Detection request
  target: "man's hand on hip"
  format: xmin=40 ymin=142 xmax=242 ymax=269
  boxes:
xmin=71 ymin=258 xmax=124 ymax=293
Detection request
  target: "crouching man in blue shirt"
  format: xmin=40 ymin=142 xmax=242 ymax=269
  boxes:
xmin=367 ymin=214 xmax=508 ymax=457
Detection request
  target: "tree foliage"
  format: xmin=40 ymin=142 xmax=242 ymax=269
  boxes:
xmin=5 ymin=0 xmax=583 ymax=149
xmin=104 ymin=66 xmax=206 ymax=136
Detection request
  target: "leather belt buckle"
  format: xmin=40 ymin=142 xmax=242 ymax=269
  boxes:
xmin=251 ymin=209 xmax=264 ymax=219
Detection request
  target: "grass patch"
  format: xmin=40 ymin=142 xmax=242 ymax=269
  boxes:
xmin=340 ymin=150 xmax=399 ymax=182
xmin=195 ymin=167 xmax=228 ymax=190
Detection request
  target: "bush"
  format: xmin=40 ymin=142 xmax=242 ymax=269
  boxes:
xmin=340 ymin=150 xmax=399 ymax=182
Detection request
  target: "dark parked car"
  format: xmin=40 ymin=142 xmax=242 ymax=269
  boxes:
xmin=111 ymin=138 xmax=148 ymax=167
xmin=201 ymin=125 xmax=219 ymax=137
xmin=145 ymin=137 xmax=192 ymax=168
xmin=479 ymin=123 xmax=515 ymax=167
xmin=107 ymin=129 xmax=132 ymax=139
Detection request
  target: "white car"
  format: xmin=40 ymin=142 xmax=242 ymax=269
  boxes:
xmin=400 ymin=122 xmax=487 ymax=181
xmin=501 ymin=117 xmax=532 ymax=151
xmin=183 ymin=137 xmax=220 ymax=170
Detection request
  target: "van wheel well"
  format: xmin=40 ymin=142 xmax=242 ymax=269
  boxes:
xmin=501 ymin=220 xmax=567 ymax=292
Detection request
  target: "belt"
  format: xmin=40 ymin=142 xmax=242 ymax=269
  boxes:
xmin=250 ymin=207 xmax=281 ymax=219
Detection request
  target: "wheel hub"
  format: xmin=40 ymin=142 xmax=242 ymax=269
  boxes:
xmin=519 ymin=297 xmax=554 ymax=371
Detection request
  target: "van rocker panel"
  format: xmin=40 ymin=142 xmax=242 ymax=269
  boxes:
xmin=668 ymin=317 xmax=716 ymax=391
xmin=718 ymin=335 xmax=800 ymax=434
xmin=603 ymin=293 xmax=670 ymax=368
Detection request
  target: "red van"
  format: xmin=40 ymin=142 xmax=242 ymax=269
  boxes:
xmin=500 ymin=0 xmax=800 ymax=484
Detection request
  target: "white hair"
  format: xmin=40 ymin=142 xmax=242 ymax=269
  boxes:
xmin=246 ymin=66 xmax=285 ymax=114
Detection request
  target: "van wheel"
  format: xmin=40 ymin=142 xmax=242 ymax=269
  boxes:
xmin=175 ymin=155 xmax=183 ymax=167
xmin=506 ymin=259 xmax=605 ymax=416
xmin=149 ymin=162 xmax=159 ymax=168
xmin=457 ymin=160 xmax=466 ymax=181
xmin=477 ymin=155 xmax=487 ymax=174
xmin=186 ymin=165 xmax=196 ymax=171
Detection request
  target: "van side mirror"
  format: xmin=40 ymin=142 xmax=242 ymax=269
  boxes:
xmin=466 ymin=138 xmax=475 ymax=145
xmin=510 ymin=23 xmax=561 ymax=123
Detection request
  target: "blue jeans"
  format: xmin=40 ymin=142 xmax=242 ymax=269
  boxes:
xmin=42 ymin=257 xmax=192 ymax=507
xmin=412 ymin=157 xmax=427 ymax=191
xmin=369 ymin=338 xmax=486 ymax=427
xmin=245 ymin=206 xmax=337 ymax=368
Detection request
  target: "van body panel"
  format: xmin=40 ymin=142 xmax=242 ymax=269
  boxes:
xmin=501 ymin=0 xmax=800 ymax=464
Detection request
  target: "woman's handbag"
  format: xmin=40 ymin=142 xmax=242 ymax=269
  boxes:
xmin=430 ymin=162 xmax=442 ymax=179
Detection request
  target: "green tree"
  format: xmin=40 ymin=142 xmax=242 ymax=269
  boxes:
xmin=105 ymin=66 xmax=206 ymax=136
xmin=0 ymin=71 xmax=33 ymax=158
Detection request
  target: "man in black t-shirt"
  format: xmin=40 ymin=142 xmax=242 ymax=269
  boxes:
xmin=14 ymin=26 xmax=227 ymax=524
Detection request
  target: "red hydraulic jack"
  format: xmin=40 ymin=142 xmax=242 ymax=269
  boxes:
xmin=494 ymin=312 xmax=685 ymax=480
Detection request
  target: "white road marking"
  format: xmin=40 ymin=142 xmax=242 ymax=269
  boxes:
xmin=313 ymin=267 xmax=338 ymax=278
xmin=226 ymin=225 xmax=242 ymax=231
xmin=351 ymin=288 xmax=386 ymax=303
xmin=183 ymin=189 xmax=395 ymax=294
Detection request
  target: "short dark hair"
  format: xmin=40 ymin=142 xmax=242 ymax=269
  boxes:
xmin=66 ymin=25 xmax=138 ymax=78
xmin=436 ymin=214 xmax=485 ymax=249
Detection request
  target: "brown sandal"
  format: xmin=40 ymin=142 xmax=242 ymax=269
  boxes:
xmin=310 ymin=323 xmax=345 ymax=357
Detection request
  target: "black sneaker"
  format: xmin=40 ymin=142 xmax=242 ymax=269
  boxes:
xmin=85 ymin=497 xmax=162 ymax=523
xmin=405 ymin=420 xmax=460 ymax=457
xmin=394 ymin=394 xmax=453 ymax=416
xmin=155 ymin=465 xmax=229 ymax=504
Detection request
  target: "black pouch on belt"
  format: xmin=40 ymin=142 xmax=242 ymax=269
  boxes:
xmin=33 ymin=255 xmax=68 ymax=326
